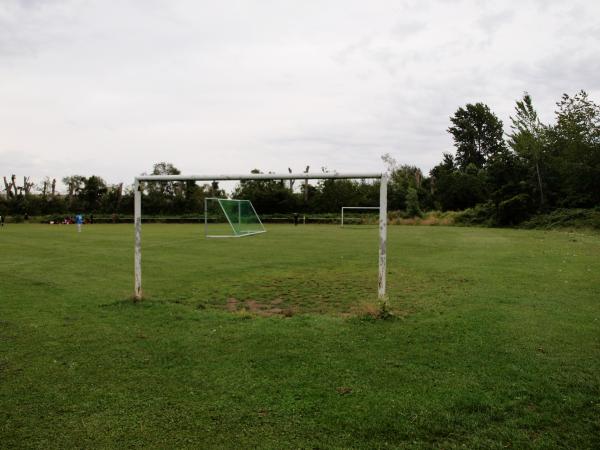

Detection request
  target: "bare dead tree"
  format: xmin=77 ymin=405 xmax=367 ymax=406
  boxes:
xmin=115 ymin=183 xmax=123 ymax=210
xmin=11 ymin=175 xmax=17 ymax=196
xmin=23 ymin=177 xmax=34 ymax=196
xmin=51 ymin=179 xmax=56 ymax=196
xmin=288 ymin=168 xmax=295 ymax=190
xmin=304 ymin=165 xmax=310 ymax=201
xmin=414 ymin=170 xmax=422 ymax=188
xmin=3 ymin=176 xmax=13 ymax=197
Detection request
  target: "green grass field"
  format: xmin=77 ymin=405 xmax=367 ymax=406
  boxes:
xmin=1 ymin=223 xmax=599 ymax=448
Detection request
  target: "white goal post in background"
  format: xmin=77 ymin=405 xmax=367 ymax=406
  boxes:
xmin=133 ymin=172 xmax=388 ymax=301
xmin=341 ymin=206 xmax=380 ymax=227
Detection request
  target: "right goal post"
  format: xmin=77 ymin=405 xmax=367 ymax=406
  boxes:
xmin=133 ymin=172 xmax=388 ymax=301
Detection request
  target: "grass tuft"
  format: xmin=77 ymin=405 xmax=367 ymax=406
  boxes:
xmin=354 ymin=299 xmax=396 ymax=321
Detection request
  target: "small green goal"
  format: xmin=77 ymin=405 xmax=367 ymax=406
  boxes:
xmin=204 ymin=197 xmax=266 ymax=238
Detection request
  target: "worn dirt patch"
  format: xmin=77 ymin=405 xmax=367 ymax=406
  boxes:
xmin=245 ymin=300 xmax=265 ymax=313
xmin=223 ymin=297 xmax=294 ymax=317
xmin=226 ymin=298 xmax=238 ymax=312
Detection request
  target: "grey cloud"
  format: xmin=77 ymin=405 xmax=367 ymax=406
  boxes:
xmin=390 ymin=20 xmax=428 ymax=41
xmin=332 ymin=35 xmax=375 ymax=66
xmin=478 ymin=9 xmax=515 ymax=35
xmin=510 ymin=52 xmax=600 ymax=100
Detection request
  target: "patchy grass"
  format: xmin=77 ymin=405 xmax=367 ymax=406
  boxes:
xmin=1 ymin=224 xmax=599 ymax=448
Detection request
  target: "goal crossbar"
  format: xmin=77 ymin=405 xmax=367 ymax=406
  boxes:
xmin=133 ymin=172 xmax=388 ymax=301
xmin=136 ymin=172 xmax=382 ymax=182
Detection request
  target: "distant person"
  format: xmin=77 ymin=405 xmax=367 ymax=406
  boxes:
xmin=75 ymin=214 xmax=84 ymax=233
xmin=0 ymin=214 xmax=4 ymax=227
xmin=293 ymin=212 xmax=299 ymax=226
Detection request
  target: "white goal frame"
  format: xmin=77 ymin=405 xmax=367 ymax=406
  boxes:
xmin=204 ymin=197 xmax=266 ymax=238
xmin=133 ymin=172 xmax=388 ymax=301
xmin=341 ymin=206 xmax=380 ymax=227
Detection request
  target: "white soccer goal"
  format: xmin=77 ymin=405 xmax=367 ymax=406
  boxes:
xmin=341 ymin=207 xmax=380 ymax=227
xmin=204 ymin=197 xmax=266 ymax=238
xmin=133 ymin=172 xmax=388 ymax=301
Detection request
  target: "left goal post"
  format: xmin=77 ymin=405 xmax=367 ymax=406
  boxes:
xmin=133 ymin=172 xmax=388 ymax=301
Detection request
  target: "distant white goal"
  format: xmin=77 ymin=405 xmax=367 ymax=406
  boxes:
xmin=204 ymin=197 xmax=266 ymax=238
xmin=341 ymin=207 xmax=380 ymax=227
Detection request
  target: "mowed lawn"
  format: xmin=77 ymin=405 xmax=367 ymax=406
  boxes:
xmin=1 ymin=223 xmax=599 ymax=448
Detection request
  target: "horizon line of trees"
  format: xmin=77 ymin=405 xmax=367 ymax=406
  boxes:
xmin=2 ymin=90 xmax=598 ymax=224
xmin=426 ymin=89 xmax=600 ymax=224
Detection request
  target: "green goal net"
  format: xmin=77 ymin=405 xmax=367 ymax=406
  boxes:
xmin=204 ymin=198 xmax=266 ymax=238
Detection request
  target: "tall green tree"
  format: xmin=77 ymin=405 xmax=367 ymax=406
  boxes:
xmin=549 ymin=91 xmax=600 ymax=206
xmin=381 ymin=153 xmax=428 ymax=211
xmin=149 ymin=162 xmax=181 ymax=197
xmin=62 ymin=175 xmax=85 ymax=196
xmin=143 ymin=162 xmax=182 ymax=214
xmin=405 ymin=187 xmax=422 ymax=217
xmin=314 ymin=178 xmax=378 ymax=213
xmin=80 ymin=176 xmax=107 ymax=212
xmin=429 ymin=154 xmax=487 ymax=211
xmin=508 ymin=93 xmax=547 ymax=206
xmin=234 ymin=169 xmax=297 ymax=214
xmin=448 ymin=103 xmax=506 ymax=170
xmin=486 ymin=150 xmax=530 ymax=224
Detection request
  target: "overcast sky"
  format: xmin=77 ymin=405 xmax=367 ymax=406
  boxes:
xmin=1 ymin=0 xmax=599 ymax=188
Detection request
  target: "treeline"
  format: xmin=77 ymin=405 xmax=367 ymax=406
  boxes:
xmin=2 ymin=90 xmax=598 ymax=224
xmin=424 ymin=90 xmax=600 ymax=225
xmin=383 ymin=90 xmax=599 ymax=225
xmin=0 ymin=163 xmax=381 ymax=217
xmin=1 ymin=174 xmax=132 ymax=217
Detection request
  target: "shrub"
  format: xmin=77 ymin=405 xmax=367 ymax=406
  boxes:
xmin=454 ymin=203 xmax=495 ymax=226
xmin=521 ymin=208 xmax=600 ymax=230
xmin=406 ymin=187 xmax=423 ymax=218
xmin=496 ymin=194 xmax=532 ymax=226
